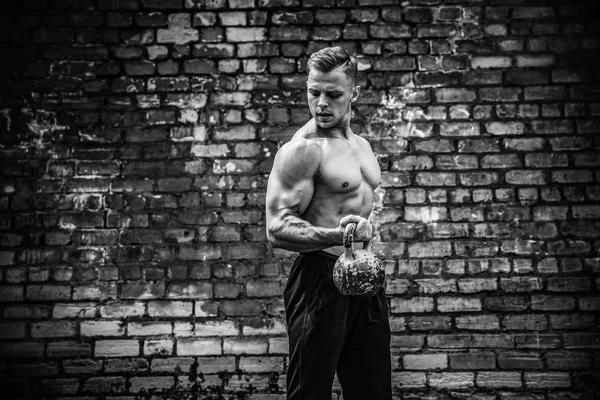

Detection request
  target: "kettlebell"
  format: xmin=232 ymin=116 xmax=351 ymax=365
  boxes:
xmin=333 ymin=222 xmax=385 ymax=296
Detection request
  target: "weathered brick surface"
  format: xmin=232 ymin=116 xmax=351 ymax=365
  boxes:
xmin=0 ymin=0 xmax=599 ymax=398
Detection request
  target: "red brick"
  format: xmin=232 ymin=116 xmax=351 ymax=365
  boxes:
xmin=175 ymin=338 xmax=221 ymax=356
xmin=552 ymin=170 xmax=593 ymax=183
xmin=144 ymin=339 xmax=174 ymax=355
xmin=481 ymin=154 xmax=522 ymax=169
xmin=0 ymin=321 xmax=27 ymax=339
xmin=532 ymin=119 xmax=574 ymax=134
xmin=525 ymin=372 xmax=570 ymax=388
xmin=95 ymin=0 xmax=137 ymax=9
xmin=546 ymin=350 xmax=592 ymax=370
xmin=143 ymin=0 xmax=182 ymax=8
xmin=149 ymin=357 xmax=192 ymax=373
xmin=563 ymin=332 xmax=600 ymax=349
xmin=83 ymin=376 xmax=126 ymax=393
xmin=550 ymin=313 xmax=595 ymax=330
xmin=477 ymin=372 xmax=522 ymax=388
xmin=373 ymin=56 xmax=416 ymax=71
xmin=128 ymin=321 xmax=172 ymax=336
xmin=129 ymin=376 xmax=174 ymax=392
xmin=497 ymin=352 xmax=543 ymax=371
xmin=223 ymin=338 xmax=268 ymax=354
xmin=81 ymin=320 xmax=125 ymax=337
xmin=239 ymin=356 xmax=285 ymax=373
xmin=450 ymin=352 xmax=496 ymax=370
xmin=471 ymin=56 xmax=511 ymax=69
xmin=403 ymin=353 xmax=447 ymax=370
xmin=391 ymin=371 xmax=426 ymax=388
xmin=63 ymin=358 xmax=103 ymax=374
xmin=390 ymin=297 xmax=434 ymax=313
xmin=460 ymin=172 xmax=499 ymax=186
xmin=500 ymin=277 xmax=543 ymax=292
xmin=148 ymin=300 xmax=193 ymax=317
xmin=547 ymin=277 xmax=591 ymax=292
xmin=417 ymin=24 xmax=457 ymax=38
xmin=436 ymin=154 xmax=478 ymax=170
xmin=437 ymin=296 xmax=482 ymax=312
xmin=579 ymin=297 xmax=600 ymax=311
xmin=358 ymin=0 xmax=395 ymax=4
xmin=121 ymin=282 xmax=165 ymax=299
xmin=456 ymin=315 xmax=500 ymax=330
xmin=95 ymin=340 xmax=139 ymax=357
xmin=408 ymin=316 xmax=452 ymax=331
xmin=183 ymin=59 xmax=215 ymax=74
xmin=429 ymin=372 xmax=474 ymax=388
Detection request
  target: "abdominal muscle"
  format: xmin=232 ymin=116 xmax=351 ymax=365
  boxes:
xmin=301 ymin=182 xmax=373 ymax=257
xmin=293 ymin=132 xmax=379 ymax=256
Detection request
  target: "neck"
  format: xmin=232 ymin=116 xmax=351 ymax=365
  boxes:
xmin=318 ymin=125 xmax=350 ymax=139
xmin=312 ymin=116 xmax=352 ymax=139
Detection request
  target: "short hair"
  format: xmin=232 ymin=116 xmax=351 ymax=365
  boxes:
xmin=307 ymin=46 xmax=357 ymax=86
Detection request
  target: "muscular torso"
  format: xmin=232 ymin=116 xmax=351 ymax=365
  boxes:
xmin=295 ymin=123 xmax=381 ymax=255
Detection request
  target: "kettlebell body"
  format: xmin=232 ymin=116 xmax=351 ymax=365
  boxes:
xmin=333 ymin=223 xmax=385 ymax=296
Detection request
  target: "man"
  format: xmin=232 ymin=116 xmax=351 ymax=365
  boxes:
xmin=265 ymin=46 xmax=392 ymax=400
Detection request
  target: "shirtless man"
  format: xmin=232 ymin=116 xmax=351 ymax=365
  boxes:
xmin=265 ymin=46 xmax=392 ymax=400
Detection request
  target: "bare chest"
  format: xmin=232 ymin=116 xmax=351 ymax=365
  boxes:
xmin=316 ymin=139 xmax=380 ymax=193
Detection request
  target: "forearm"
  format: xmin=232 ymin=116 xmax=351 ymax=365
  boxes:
xmin=268 ymin=216 xmax=342 ymax=253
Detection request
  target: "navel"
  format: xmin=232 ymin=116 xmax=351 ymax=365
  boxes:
xmin=342 ymin=181 xmax=349 ymax=188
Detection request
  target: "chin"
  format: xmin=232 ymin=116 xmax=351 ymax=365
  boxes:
xmin=315 ymin=118 xmax=338 ymax=129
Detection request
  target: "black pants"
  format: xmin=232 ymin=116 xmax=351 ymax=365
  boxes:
xmin=283 ymin=251 xmax=392 ymax=400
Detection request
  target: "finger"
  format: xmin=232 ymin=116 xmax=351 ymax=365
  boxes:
xmin=339 ymin=214 xmax=361 ymax=227
xmin=355 ymin=218 xmax=372 ymax=240
xmin=355 ymin=218 xmax=366 ymax=233
xmin=357 ymin=217 xmax=371 ymax=230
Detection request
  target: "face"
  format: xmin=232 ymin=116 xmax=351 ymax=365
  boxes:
xmin=307 ymin=66 xmax=360 ymax=130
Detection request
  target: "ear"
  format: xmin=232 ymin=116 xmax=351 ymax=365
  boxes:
xmin=350 ymin=85 xmax=360 ymax=103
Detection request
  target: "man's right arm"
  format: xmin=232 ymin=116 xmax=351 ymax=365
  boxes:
xmin=265 ymin=139 xmax=344 ymax=253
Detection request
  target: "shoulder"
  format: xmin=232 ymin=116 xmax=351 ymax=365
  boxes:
xmin=275 ymin=136 xmax=323 ymax=171
xmin=353 ymin=132 xmax=374 ymax=150
xmin=276 ymin=121 xmax=323 ymax=162
xmin=269 ymin=138 xmax=322 ymax=188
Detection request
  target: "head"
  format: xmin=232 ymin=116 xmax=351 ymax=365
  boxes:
xmin=306 ymin=46 xmax=360 ymax=131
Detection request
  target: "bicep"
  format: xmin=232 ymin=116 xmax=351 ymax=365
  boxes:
xmin=266 ymin=171 xmax=314 ymax=220
xmin=266 ymin=141 xmax=320 ymax=224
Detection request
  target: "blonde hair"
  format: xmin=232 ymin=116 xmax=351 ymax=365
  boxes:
xmin=307 ymin=46 xmax=357 ymax=85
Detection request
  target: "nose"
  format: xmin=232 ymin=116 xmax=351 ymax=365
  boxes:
xmin=317 ymin=93 xmax=328 ymax=109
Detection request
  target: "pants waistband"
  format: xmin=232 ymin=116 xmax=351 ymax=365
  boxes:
xmin=299 ymin=250 xmax=340 ymax=262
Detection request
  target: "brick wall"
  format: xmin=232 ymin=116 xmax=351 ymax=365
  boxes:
xmin=0 ymin=0 xmax=599 ymax=399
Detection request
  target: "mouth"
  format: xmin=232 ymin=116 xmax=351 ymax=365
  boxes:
xmin=317 ymin=113 xmax=332 ymax=119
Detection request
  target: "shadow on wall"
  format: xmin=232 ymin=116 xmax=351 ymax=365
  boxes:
xmin=0 ymin=2 xmax=81 ymax=162
xmin=1 ymin=0 xmax=600 ymax=398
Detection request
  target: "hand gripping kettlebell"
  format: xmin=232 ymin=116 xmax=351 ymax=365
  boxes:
xmin=332 ymin=223 xmax=385 ymax=296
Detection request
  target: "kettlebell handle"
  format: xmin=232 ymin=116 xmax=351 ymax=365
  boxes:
xmin=343 ymin=223 xmax=372 ymax=259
